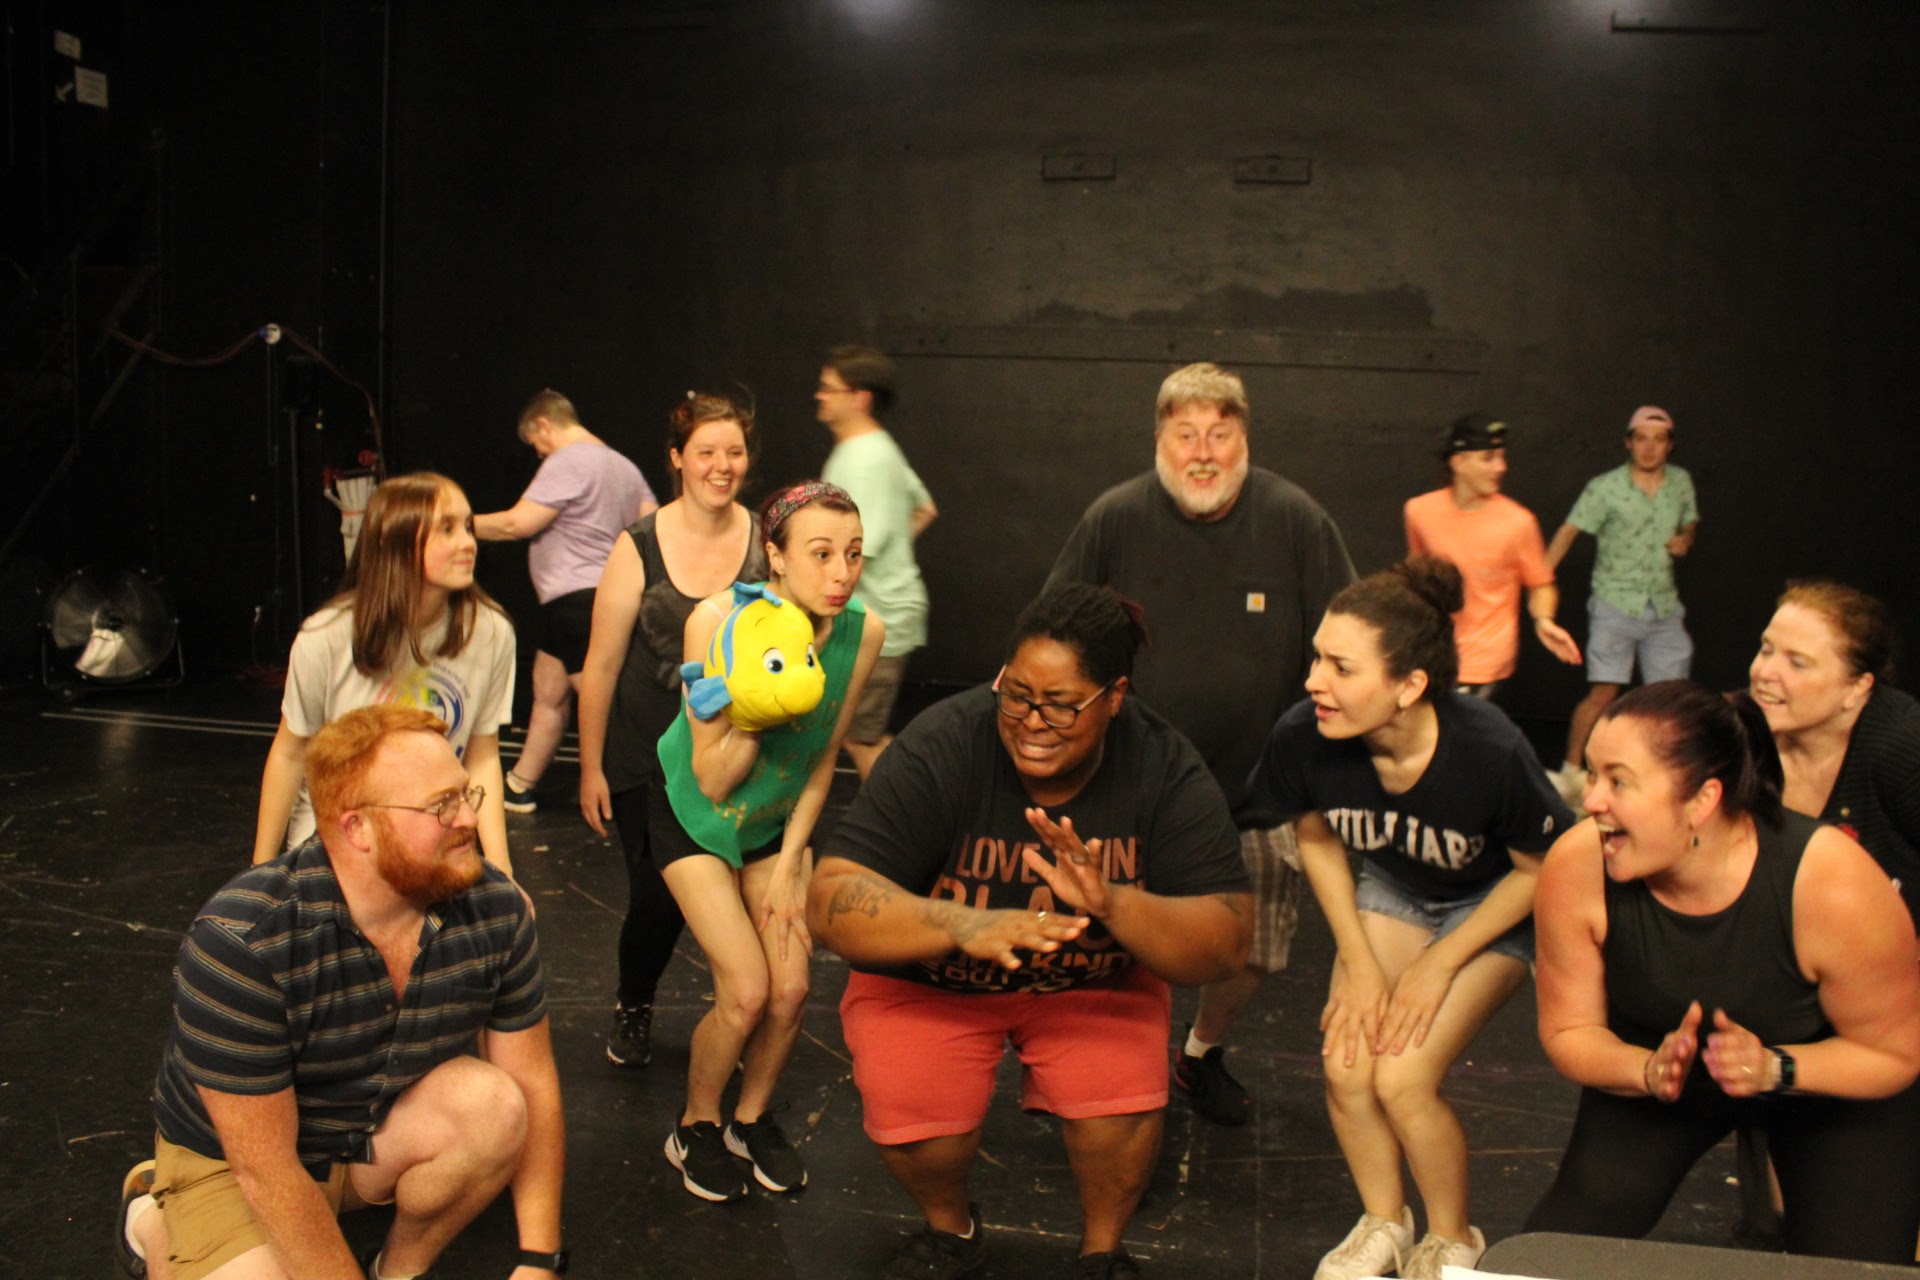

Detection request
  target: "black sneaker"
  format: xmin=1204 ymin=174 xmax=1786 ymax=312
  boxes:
xmin=665 ymin=1120 xmax=748 ymax=1202
xmin=503 ymin=773 xmax=538 ymax=814
xmin=1077 ymin=1247 xmax=1143 ymax=1278
xmin=883 ymin=1205 xmax=986 ymax=1278
xmin=1173 ymin=1045 xmax=1251 ymax=1126
xmin=115 ymin=1160 xmax=155 ymax=1279
xmin=606 ymin=1002 xmax=653 ymax=1068
xmin=725 ymin=1116 xmax=807 ymax=1192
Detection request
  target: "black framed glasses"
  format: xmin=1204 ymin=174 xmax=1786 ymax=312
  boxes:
xmin=991 ymin=667 xmax=1116 ymax=730
xmin=360 ymin=784 xmax=485 ymax=828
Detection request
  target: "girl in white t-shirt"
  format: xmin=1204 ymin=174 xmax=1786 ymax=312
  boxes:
xmin=252 ymin=472 xmax=518 ymax=873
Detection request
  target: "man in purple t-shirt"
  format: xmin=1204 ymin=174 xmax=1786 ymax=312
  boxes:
xmin=476 ymin=389 xmax=656 ymax=811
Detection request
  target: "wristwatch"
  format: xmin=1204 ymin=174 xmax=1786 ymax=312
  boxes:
xmin=1765 ymin=1046 xmax=1796 ymax=1094
xmin=518 ymin=1247 xmax=569 ymax=1275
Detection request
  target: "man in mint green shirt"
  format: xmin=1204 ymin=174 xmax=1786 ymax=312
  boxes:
xmin=817 ymin=346 xmax=938 ymax=778
xmin=1544 ymin=405 xmax=1700 ymax=800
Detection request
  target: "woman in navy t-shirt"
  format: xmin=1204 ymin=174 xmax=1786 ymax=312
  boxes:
xmin=1250 ymin=556 xmax=1573 ymax=1280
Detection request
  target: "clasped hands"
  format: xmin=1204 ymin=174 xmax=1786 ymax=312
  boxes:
xmin=1642 ymin=1001 xmax=1777 ymax=1101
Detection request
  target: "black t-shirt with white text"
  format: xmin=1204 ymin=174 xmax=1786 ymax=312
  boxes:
xmin=1248 ymin=692 xmax=1574 ymax=900
xmin=824 ymin=687 xmax=1249 ymax=994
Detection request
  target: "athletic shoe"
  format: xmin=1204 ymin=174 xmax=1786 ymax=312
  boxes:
xmin=1077 ymin=1246 xmax=1143 ymax=1278
xmin=358 ymin=1245 xmax=440 ymax=1279
xmin=1398 ymin=1227 xmax=1485 ymax=1280
xmin=605 ymin=1002 xmax=653 ymax=1068
xmin=1550 ymin=764 xmax=1586 ymax=809
xmin=1173 ymin=1044 xmax=1252 ymax=1126
xmin=724 ymin=1115 xmax=807 ymax=1192
xmin=1314 ymin=1208 xmax=1415 ymax=1280
xmin=883 ymin=1205 xmax=986 ymax=1279
xmin=115 ymin=1159 xmax=155 ymax=1278
xmin=665 ymin=1120 xmax=748 ymax=1202
xmin=503 ymin=773 xmax=538 ymax=814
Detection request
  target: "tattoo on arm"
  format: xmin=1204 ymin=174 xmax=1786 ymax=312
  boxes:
xmin=825 ymin=873 xmax=896 ymax=924
xmin=920 ymin=898 xmax=987 ymax=945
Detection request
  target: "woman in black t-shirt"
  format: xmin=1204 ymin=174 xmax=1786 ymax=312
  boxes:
xmin=1249 ymin=556 xmax=1573 ymax=1280
xmin=1526 ymin=681 xmax=1920 ymax=1262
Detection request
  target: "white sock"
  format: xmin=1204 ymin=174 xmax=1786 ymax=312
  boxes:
xmin=1184 ymin=1030 xmax=1219 ymax=1059
xmin=123 ymin=1193 xmax=155 ymax=1260
xmin=507 ymin=771 xmax=532 ymax=790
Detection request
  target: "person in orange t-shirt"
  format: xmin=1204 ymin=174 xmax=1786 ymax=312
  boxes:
xmin=1403 ymin=414 xmax=1582 ymax=698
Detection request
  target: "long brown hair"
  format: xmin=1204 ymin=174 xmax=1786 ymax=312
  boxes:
xmin=328 ymin=472 xmax=503 ymax=676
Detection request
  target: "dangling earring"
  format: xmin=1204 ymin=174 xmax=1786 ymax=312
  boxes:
xmin=1691 ymin=833 xmax=1700 ymax=849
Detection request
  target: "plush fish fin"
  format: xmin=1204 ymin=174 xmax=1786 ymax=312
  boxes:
xmin=682 ymin=670 xmax=735 ymax=721
xmin=732 ymin=581 xmax=784 ymax=608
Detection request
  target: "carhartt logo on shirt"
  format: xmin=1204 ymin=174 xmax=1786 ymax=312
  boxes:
xmin=1246 ymin=592 xmax=1266 ymax=613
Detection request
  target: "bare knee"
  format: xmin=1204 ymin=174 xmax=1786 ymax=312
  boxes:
xmin=1581 ymin=684 xmax=1620 ymax=712
xmin=765 ymin=971 xmax=810 ymax=1024
xmin=531 ymin=654 xmax=572 ymax=709
xmin=432 ymin=1057 xmax=530 ymax=1164
xmin=1371 ymin=1057 xmax=1445 ymax=1122
xmin=1323 ymin=1053 xmax=1378 ymax=1109
xmin=713 ymin=972 xmax=770 ymax=1034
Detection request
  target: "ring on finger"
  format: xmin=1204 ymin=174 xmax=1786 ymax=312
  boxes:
xmin=1036 ymin=911 xmax=1049 ymax=923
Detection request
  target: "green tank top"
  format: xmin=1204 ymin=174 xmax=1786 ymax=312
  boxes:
xmin=658 ymin=595 xmax=866 ymax=867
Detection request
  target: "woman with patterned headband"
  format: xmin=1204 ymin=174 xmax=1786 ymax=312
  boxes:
xmin=654 ymin=478 xmax=885 ymax=1204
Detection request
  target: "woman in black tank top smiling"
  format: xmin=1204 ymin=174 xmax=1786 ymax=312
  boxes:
xmin=1527 ymin=681 xmax=1920 ymax=1262
xmin=575 ymin=392 xmax=765 ymax=1071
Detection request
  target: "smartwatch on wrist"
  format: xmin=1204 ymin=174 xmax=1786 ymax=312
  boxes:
xmin=518 ymin=1247 xmax=569 ymax=1275
xmin=1765 ymin=1046 xmax=1796 ymax=1094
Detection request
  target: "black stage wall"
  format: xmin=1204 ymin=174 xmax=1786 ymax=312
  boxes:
xmin=8 ymin=2 xmax=1917 ymax=719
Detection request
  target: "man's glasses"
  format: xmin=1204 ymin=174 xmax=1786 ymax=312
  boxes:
xmin=991 ymin=668 xmax=1115 ymax=730
xmin=360 ymin=784 xmax=485 ymax=828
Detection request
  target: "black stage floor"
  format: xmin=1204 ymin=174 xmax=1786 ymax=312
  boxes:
xmin=0 ymin=681 xmax=1753 ymax=1278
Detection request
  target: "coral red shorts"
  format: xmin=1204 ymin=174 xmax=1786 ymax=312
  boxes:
xmin=839 ymin=965 xmax=1171 ymax=1145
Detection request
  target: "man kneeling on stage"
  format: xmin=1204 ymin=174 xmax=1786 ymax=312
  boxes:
xmin=117 ymin=705 xmax=567 ymax=1280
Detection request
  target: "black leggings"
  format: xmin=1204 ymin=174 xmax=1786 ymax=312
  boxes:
xmin=1524 ymin=1079 xmax=1920 ymax=1263
xmin=608 ymin=781 xmax=687 ymax=1008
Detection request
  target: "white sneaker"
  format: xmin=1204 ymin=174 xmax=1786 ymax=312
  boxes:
xmin=1398 ymin=1226 xmax=1486 ymax=1280
xmin=1314 ymin=1208 xmax=1416 ymax=1280
xmin=1550 ymin=764 xmax=1585 ymax=808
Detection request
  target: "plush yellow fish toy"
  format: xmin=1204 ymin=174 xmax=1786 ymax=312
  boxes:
xmin=680 ymin=583 xmax=825 ymax=731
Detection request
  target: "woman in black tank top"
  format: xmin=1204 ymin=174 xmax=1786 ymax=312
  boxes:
xmin=575 ymin=394 xmax=765 ymax=1072
xmin=1527 ymin=681 xmax=1920 ymax=1263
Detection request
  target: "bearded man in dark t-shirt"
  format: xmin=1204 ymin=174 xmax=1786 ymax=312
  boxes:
xmin=1045 ymin=360 xmax=1356 ymax=1127
xmin=809 ymin=584 xmax=1251 ymax=1280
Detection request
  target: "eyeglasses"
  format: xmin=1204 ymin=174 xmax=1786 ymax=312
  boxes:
xmin=991 ymin=668 xmax=1116 ymax=730
xmin=360 ymin=784 xmax=485 ymax=828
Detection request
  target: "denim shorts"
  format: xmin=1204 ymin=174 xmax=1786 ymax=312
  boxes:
xmin=1585 ymin=596 xmax=1693 ymax=686
xmin=1353 ymin=861 xmax=1534 ymax=966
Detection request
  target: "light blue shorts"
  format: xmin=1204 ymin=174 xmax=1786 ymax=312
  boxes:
xmin=1353 ymin=861 xmax=1534 ymax=966
xmin=1585 ymin=596 xmax=1693 ymax=686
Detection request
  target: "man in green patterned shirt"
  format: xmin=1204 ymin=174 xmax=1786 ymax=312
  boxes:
xmin=1544 ymin=406 xmax=1700 ymax=802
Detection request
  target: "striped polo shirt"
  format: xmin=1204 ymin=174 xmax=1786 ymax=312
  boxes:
xmin=152 ymin=839 xmax=546 ymax=1177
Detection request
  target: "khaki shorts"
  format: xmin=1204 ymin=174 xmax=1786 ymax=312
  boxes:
xmin=1243 ymin=823 xmax=1304 ymax=972
xmin=152 ymin=1133 xmax=368 ymax=1280
xmin=846 ymin=654 xmax=906 ymax=744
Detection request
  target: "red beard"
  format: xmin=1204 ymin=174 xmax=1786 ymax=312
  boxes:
xmin=371 ymin=813 xmax=486 ymax=904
